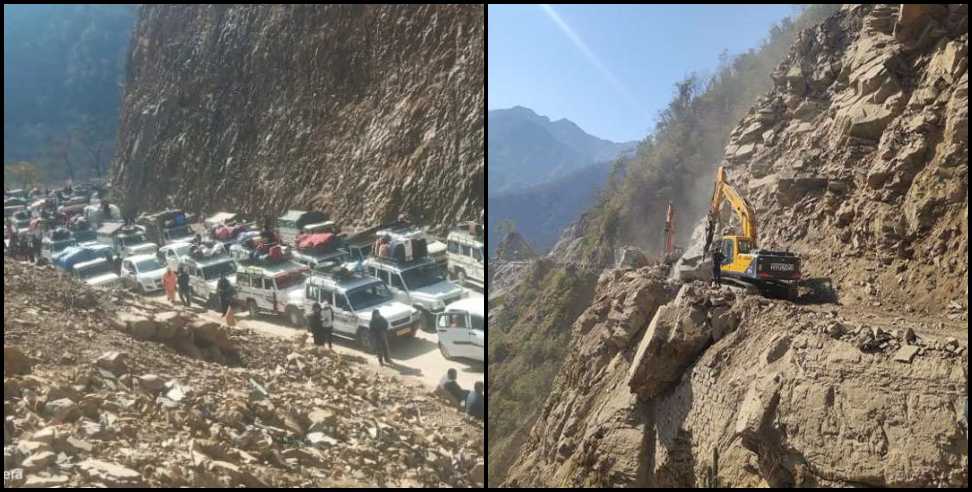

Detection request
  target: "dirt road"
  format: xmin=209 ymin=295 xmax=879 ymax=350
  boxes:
xmin=150 ymin=288 xmax=486 ymax=393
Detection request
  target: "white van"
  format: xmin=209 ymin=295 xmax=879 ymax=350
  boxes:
xmin=435 ymin=298 xmax=485 ymax=363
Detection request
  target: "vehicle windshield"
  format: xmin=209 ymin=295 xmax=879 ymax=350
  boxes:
xmin=202 ymin=260 xmax=236 ymax=281
xmin=119 ymin=234 xmax=146 ymax=247
xmin=77 ymin=262 xmax=112 ymax=280
xmin=136 ymin=258 xmax=164 ymax=273
xmin=347 ymin=283 xmax=393 ymax=311
xmin=401 ymin=263 xmax=447 ymax=290
xmin=276 ymin=271 xmax=306 ymax=290
xmin=737 ymin=240 xmax=753 ymax=255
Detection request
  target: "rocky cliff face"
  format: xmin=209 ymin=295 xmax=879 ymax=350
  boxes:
xmin=501 ymin=5 xmax=968 ymax=488
xmin=720 ymin=4 xmax=967 ymax=313
xmin=111 ymin=4 xmax=483 ymax=229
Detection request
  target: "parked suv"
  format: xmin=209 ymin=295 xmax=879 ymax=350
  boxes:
xmin=446 ymin=222 xmax=484 ymax=288
xmin=237 ymin=261 xmax=309 ymax=319
xmin=363 ymin=256 xmax=466 ymax=331
xmin=73 ymin=258 xmax=122 ymax=290
xmin=183 ymin=254 xmax=238 ymax=308
xmin=286 ymin=272 xmax=418 ymax=351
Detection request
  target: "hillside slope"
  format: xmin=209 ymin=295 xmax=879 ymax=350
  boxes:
xmin=500 ymin=4 xmax=968 ymax=488
xmin=111 ymin=4 xmax=483 ymax=229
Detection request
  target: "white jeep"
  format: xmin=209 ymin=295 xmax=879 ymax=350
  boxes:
xmin=237 ymin=261 xmax=309 ymax=319
xmin=183 ymin=255 xmax=238 ymax=308
xmin=286 ymin=272 xmax=418 ymax=351
xmin=363 ymin=256 xmax=466 ymax=331
xmin=446 ymin=224 xmax=485 ymax=288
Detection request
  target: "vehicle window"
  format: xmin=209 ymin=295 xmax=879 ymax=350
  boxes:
xmin=263 ymin=278 xmax=273 ymax=290
xmin=462 ymin=245 xmax=472 ymax=257
xmin=473 ymin=248 xmax=483 ymax=262
xmin=135 ymin=258 xmax=163 ymax=272
xmin=321 ymin=288 xmax=334 ymax=305
xmin=378 ymin=270 xmax=390 ymax=284
xmin=448 ymin=241 xmax=459 ymax=254
xmin=123 ymin=261 xmax=133 ymax=273
xmin=335 ymin=294 xmax=350 ymax=311
xmin=346 ymin=283 xmax=393 ymax=311
xmin=446 ymin=314 xmax=468 ymax=329
xmin=391 ymin=274 xmax=405 ymax=289
xmin=723 ymin=240 xmax=733 ymax=266
xmin=276 ymin=272 xmax=305 ymax=290
xmin=401 ymin=264 xmax=446 ymax=290
xmin=471 ymin=315 xmax=484 ymax=332
xmin=202 ymin=261 xmax=236 ymax=280
xmin=737 ymin=240 xmax=752 ymax=255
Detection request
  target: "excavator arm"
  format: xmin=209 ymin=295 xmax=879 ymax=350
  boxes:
xmin=709 ymin=166 xmax=758 ymax=245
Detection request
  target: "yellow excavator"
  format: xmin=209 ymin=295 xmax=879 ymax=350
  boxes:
xmin=704 ymin=166 xmax=801 ymax=298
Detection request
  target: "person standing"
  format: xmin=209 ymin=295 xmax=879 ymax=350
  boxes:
xmin=712 ymin=248 xmax=724 ymax=287
xmin=308 ymin=303 xmax=326 ymax=347
xmin=217 ymin=275 xmax=234 ymax=317
xmin=369 ymin=309 xmax=391 ymax=366
xmin=177 ymin=266 xmax=192 ymax=307
xmin=162 ymin=268 xmax=178 ymax=304
xmin=320 ymin=303 xmax=334 ymax=350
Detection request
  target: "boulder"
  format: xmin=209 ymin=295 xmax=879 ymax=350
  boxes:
xmin=190 ymin=320 xmax=237 ymax=352
xmin=127 ymin=317 xmax=159 ymax=341
xmin=628 ymin=286 xmax=714 ymax=400
xmin=4 ymin=346 xmax=33 ymax=377
xmin=77 ymin=459 xmax=143 ymax=487
xmin=95 ymin=351 xmax=129 ymax=375
xmin=21 ymin=451 xmax=56 ymax=472
xmin=838 ymin=100 xmax=895 ymax=140
xmin=43 ymin=398 xmax=79 ymax=424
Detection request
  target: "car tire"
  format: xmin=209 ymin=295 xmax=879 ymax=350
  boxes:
xmin=248 ymin=299 xmax=259 ymax=319
xmin=439 ymin=342 xmax=454 ymax=361
xmin=420 ymin=310 xmax=435 ymax=334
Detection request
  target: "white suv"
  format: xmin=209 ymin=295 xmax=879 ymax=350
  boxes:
xmin=237 ymin=261 xmax=309 ymax=320
xmin=446 ymin=224 xmax=485 ymax=288
xmin=73 ymin=258 xmax=122 ymax=290
xmin=183 ymin=255 xmax=238 ymax=308
xmin=120 ymin=254 xmax=168 ymax=294
xmin=286 ymin=273 xmax=419 ymax=351
xmin=363 ymin=256 xmax=466 ymax=331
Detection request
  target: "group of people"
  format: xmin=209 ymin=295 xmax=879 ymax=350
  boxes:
xmin=4 ymin=223 xmax=41 ymax=263
xmin=437 ymin=368 xmax=485 ymax=421
xmin=161 ymin=265 xmax=196 ymax=309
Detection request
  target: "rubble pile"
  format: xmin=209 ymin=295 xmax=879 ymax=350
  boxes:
xmin=3 ymin=259 xmax=484 ymax=488
xmin=506 ymin=269 xmax=968 ymax=488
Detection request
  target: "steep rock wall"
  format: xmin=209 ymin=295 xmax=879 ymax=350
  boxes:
xmin=111 ymin=4 xmax=483 ymax=228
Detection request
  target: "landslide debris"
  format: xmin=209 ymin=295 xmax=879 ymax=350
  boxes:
xmin=3 ymin=259 xmax=484 ymax=488
xmin=505 ymin=266 xmax=967 ymax=488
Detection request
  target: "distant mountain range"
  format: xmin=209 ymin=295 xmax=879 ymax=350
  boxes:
xmin=488 ymin=106 xmax=637 ymax=256
xmin=488 ymin=106 xmax=637 ymax=195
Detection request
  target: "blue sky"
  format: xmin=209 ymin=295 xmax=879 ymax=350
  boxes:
xmin=488 ymin=4 xmax=796 ymax=143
